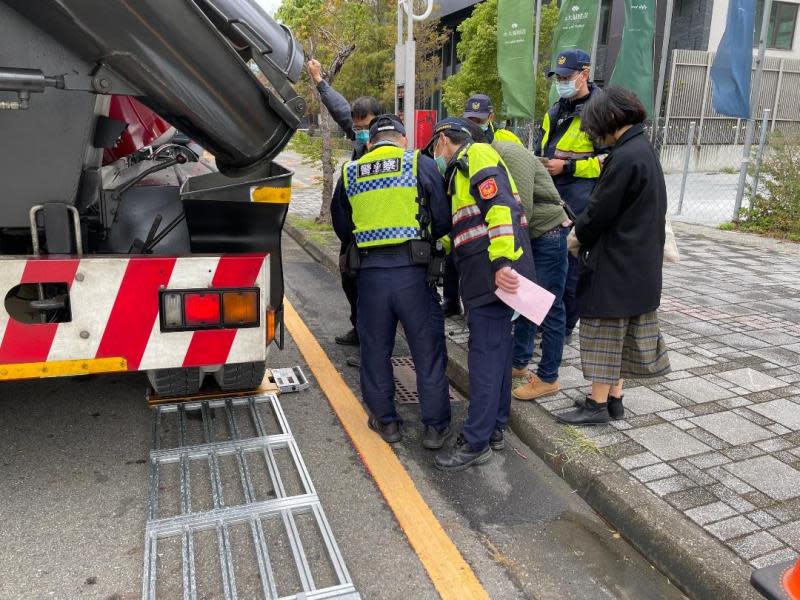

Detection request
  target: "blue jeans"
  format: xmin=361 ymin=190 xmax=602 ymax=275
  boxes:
xmin=512 ymin=226 xmax=568 ymax=383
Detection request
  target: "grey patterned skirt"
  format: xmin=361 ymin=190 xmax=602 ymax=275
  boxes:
xmin=579 ymin=311 xmax=671 ymax=384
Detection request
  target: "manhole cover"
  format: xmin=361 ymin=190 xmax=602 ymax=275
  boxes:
xmin=391 ymin=357 xmax=465 ymax=405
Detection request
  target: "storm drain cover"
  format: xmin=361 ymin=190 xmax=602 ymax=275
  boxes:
xmin=391 ymin=356 xmax=465 ymax=405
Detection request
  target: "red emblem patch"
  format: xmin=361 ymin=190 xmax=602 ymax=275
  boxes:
xmin=478 ymin=178 xmax=498 ymax=199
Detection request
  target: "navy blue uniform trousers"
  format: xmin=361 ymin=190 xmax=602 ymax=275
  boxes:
xmin=357 ymin=264 xmax=451 ymax=429
xmin=463 ymin=300 xmax=514 ymax=451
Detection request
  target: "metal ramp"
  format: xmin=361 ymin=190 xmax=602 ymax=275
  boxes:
xmin=143 ymin=394 xmax=360 ymax=599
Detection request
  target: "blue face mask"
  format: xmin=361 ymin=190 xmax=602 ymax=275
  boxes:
xmin=556 ymin=79 xmax=578 ymax=99
xmin=355 ymin=129 xmax=370 ymax=144
xmin=479 ymin=123 xmax=490 ymax=132
xmin=435 ymin=155 xmax=447 ymax=175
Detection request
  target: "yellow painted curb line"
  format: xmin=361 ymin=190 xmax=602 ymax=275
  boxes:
xmin=283 ymin=300 xmax=489 ymax=600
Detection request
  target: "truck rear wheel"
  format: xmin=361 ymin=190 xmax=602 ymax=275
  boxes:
xmin=213 ymin=361 xmax=267 ymax=392
xmin=147 ymin=367 xmax=204 ymax=397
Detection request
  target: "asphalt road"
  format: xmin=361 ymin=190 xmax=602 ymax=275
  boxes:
xmin=0 ymin=234 xmax=686 ymax=599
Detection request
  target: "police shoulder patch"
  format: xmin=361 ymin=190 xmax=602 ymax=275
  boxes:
xmin=478 ymin=178 xmax=498 ymax=200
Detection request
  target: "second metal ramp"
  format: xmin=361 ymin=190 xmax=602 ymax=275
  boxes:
xmin=143 ymin=393 xmax=360 ymax=600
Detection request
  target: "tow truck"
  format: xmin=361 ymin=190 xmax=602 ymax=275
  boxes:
xmin=0 ymin=0 xmax=306 ymax=396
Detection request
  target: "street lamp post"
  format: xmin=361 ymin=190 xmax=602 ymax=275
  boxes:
xmin=396 ymin=0 xmax=433 ymax=149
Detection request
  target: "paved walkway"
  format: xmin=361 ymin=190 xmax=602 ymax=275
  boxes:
xmin=480 ymin=234 xmax=800 ymax=571
xmin=279 ymin=148 xmax=800 ymax=578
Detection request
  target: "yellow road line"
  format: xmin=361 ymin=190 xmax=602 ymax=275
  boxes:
xmin=283 ymin=300 xmax=489 ymax=600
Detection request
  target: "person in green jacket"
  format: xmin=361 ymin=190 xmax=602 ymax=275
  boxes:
xmin=488 ymin=140 xmax=571 ymax=401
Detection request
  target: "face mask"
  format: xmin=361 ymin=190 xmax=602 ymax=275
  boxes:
xmin=355 ymin=130 xmax=370 ymax=144
xmin=479 ymin=123 xmax=490 ymax=132
xmin=434 ymin=155 xmax=447 ymax=175
xmin=556 ymin=79 xmax=578 ymax=99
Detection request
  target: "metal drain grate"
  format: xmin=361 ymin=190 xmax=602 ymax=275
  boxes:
xmin=391 ymin=357 xmax=465 ymax=405
xmin=143 ymin=394 xmax=360 ymax=600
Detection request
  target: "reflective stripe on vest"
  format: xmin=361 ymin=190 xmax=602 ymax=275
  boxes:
xmin=343 ymin=146 xmax=421 ymax=248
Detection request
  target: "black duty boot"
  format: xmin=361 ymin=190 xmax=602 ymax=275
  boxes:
xmin=422 ymin=425 xmax=452 ymax=450
xmin=346 ymin=356 xmax=361 ymax=368
xmin=434 ymin=435 xmax=492 ymax=472
xmin=574 ymin=394 xmax=624 ymax=420
xmin=489 ymin=428 xmax=505 ymax=451
xmin=556 ymin=397 xmax=610 ymax=426
xmin=368 ymin=416 xmax=402 ymax=443
xmin=335 ymin=328 xmax=360 ymax=346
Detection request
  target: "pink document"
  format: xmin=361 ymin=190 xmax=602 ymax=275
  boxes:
xmin=495 ymin=271 xmax=556 ymax=325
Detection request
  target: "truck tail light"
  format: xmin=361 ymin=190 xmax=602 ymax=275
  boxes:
xmin=222 ymin=291 xmax=258 ymax=326
xmin=184 ymin=292 xmax=221 ymax=327
xmin=266 ymin=307 xmax=276 ymax=343
xmin=162 ymin=292 xmax=183 ymax=328
xmin=160 ymin=288 xmax=260 ymax=332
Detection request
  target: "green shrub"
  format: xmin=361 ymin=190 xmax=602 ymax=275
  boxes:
xmin=740 ymin=131 xmax=800 ymax=241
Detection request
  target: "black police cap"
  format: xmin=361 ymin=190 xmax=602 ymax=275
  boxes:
xmin=368 ymin=114 xmax=406 ymax=141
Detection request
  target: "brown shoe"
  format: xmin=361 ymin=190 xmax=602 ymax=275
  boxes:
xmin=511 ymin=367 xmax=530 ymax=379
xmin=512 ymin=375 xmax=560 ymax=401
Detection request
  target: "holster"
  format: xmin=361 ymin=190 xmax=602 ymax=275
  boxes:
xmin=340 ymin=242 xmax=360 ymax=276
xmin=426 ymin=242 xmax=446 ymax=286
xmin=408 ymin=239 xmax=432 ymax=266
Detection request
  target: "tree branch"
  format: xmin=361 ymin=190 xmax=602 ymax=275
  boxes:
xmin=324 ymin=44 xmax=356 ymax=84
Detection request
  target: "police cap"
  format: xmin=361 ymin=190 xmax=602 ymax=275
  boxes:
xmin=547 ymin=49 xmax=591 ymax=77
xmin=368 ymin=114 xmax=406 ymax=141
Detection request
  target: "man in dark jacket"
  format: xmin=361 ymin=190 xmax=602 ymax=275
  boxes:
xmin=538 ymin=49 xmax=604 ymax=344
xmin=307 ymin=60 xmax=381 ymax=351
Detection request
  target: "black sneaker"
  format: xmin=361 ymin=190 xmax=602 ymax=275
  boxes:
xmin=441 ymin=302 xmax=462 ymax=318
xmin=335 ymin=328 xmax=360 ymax=346
xmin=346 ymin=356 xmax=360 ymax=368
xmin=422 ymin=425 xmax=452 ymax=450
xmin=489 ymin=428 xmax=505 ymax=451
xmin=556 ymin=397 xmax=610 ymax=426
xmin=434 ymin=435 xmax=492 ymax=472
xmin=367 ymin=416 xmax=402 ymax=443
xmin=574 ymin=394 xmax=624 ymax=420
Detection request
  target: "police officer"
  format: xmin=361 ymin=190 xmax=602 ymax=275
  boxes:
xmin=538 ymin=49 xmax=603 ymax=344
xmin=426 ymin=118 xmax=535 ymax=472
xmin=331 ymin=115 xmax=453 ymax=448
xmin=463 ymin=93 xmax=523 ymax=145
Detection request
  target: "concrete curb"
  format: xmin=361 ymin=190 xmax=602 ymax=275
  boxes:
xmin=673 ymin=221 xmax=800 ymax=256
xmin=283 ymin=223 xmax=760 ymax=600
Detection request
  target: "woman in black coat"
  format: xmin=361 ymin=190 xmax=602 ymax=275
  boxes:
xmin=558 ymin=86 xmax=671 ymax=426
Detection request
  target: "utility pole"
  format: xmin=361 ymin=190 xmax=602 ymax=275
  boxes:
xmin=652 ymin=0 xmax=674 ymax=144
xmin=395 ymin=0 xmax=432 ymax=149
xmin=733 ymin=0 xmax=772 ymax=221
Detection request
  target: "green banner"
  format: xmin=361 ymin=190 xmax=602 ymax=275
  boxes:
xmin=548 ymin=0 xmax=601 ymax=104
xmin=497 ymin=0 xmax=536 ymax=118
xmin=609 ymin=1 xmax=655 ymax=116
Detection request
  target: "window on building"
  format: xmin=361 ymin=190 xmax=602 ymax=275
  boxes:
xmin=599 ymin=0 xmax=612 ymax=44
xmin=755 ymin=0 xmax=798 ymax=50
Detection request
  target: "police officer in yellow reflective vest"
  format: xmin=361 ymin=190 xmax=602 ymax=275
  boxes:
xmin=331 ymin=114 xmax=453 ymax=449
xmin=426 ymin=117 xmax=536 ymax=472
xmin=463 ymin=93 xmax=523 ymax=145
xmin=539 ymin=49 xmax=603 ymax=343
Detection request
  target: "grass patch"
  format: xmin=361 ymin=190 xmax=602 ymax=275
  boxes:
xmin=289 ymin=217 xmax=333 ymax=232
xmin=551 ymin=425 xmax=601 ymax=465
xmin=718 ymin=222 xmax=735 ymax=231
xmin=719 ymin=166 xmax=738 ymax=174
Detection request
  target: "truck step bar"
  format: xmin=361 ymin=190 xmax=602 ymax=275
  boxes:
xmin=143 ymin=394 xmax=360 ymax=600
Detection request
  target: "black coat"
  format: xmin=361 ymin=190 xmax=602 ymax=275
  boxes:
xmin=574 ymin=124 xmax=666 ymax=319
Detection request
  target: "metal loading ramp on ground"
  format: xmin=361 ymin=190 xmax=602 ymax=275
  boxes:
xmin=143 ymin=394 xmax=360 ymax=600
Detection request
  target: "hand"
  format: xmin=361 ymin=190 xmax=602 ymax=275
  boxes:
xmin=306 ymin=59 xmax=323 ymax=84
xmin=545 ymin=158 xmax=566 ymax=177
xmin=495 ymin=267 xmax=519 ymax=294
xmin=567 ymin=229 xmax=581 ymax=257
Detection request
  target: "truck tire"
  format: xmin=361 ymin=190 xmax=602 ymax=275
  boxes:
xmin=213 ymin=361 xmax=267 ymax=392
xmin=147 ymin=367 xmax=204 ymax=397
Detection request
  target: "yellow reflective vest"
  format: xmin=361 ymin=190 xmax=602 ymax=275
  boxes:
xmin=342 ymin=144 xmax=421 ymax=248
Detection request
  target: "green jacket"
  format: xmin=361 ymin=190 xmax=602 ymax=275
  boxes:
xmin=492 ymin=141 xmax=567 ymax=239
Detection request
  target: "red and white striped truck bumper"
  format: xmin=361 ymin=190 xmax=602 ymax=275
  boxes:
xmin=0 ymin=254 xmax=270 ymax=380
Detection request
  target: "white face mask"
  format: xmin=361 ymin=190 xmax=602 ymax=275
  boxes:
xmin=556 ymin=79 xmax=578 ymax=99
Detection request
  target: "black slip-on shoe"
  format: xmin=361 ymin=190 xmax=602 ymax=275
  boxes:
xmin=556 ymin=398 xmax=611 ymax=426
xmin=574 ymin=394 xmax=624 ymax=420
